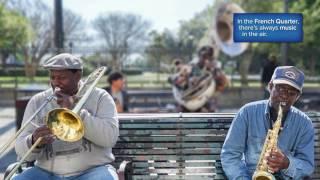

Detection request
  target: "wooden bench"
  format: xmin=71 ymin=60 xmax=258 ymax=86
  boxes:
xmin=5 ymin=112 xmax=320 ymax=179
xmin=295 ymin=91 xmax=320 ymax=111
xmin=114 ymin=113 xmax=233 ymax=180
xmin=114 ymin=112 xmax=320 ymax=180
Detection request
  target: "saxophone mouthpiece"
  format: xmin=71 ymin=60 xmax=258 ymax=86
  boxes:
xmin=280 ymin=102 xmax=286 ymax=107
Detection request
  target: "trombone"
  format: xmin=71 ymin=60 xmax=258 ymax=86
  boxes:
xmin=0 ymin=94 xmax=55 ymax=156
xmin=4 ymin=66 xmax=107 ymax=180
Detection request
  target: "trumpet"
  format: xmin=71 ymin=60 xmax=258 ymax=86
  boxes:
xmin=4 ymin=66 xmax=107 ymax=180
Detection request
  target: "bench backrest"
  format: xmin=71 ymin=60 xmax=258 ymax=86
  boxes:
xmin=127 ymin=90 xmax=174 ymax=112
xmin=114 ymin=112 xmax=320 ymax=180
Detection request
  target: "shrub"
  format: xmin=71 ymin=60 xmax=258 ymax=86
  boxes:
xmin=122 ymin=68 xmax=143 ymax=75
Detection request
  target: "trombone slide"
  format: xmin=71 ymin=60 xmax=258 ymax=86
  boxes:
xmin=5 ymin=137 xmax=43 ymax=180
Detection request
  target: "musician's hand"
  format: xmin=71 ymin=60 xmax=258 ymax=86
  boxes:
xmin=32 ymin=125 xmax=55 ymax=147
xmin=215 ymin=72 xmax=228 ymax=92
xmin=114 ymin=99 xmax=124 ymax=113
xmin=266 ymin=148 xmax=290 ymax=173
xmin=204 ymin=59 xmax=216 ymax=70
xmin=55 ymin=90 xmax=75 ymax=109
xmin=80 ymin=109 xmax=90 ymax=120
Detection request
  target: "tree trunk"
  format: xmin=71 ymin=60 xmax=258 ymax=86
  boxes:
xmin=111 ymin=53 xmax=120 ymax=71
xmin=23 ymin=48 xmax=37 ymax=82
xmin=24 ymin=62 xmax=37 ymax=82
xmin=0 ymin=52 xmax=9 ymax=70
xmin=238 ymin=44 xmax=253 ymax=87
xmin=310 ymin=54 xmax=315 ymax=76
xmin=0 ymin=53 xmax=4 ymax=69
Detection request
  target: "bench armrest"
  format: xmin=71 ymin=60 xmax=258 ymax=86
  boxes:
xmin=117 ymin=160 xmax=132 ymax=180
xmin=4 ymin=162 xmax=22 ymax=179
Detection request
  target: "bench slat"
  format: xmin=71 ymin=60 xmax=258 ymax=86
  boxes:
xmin=118 ymin=129 xmax=320 ymax=136
xmin=132 ymin=167 xmax=224 ymax=174
xmin=131 ymin=174 xmax=226 ymax=180
xmin=119 ymin=119 xmax=233 ymax=124
xmin=114 ymin=148 xmax=222 ymax=155
xmin=114 ymin=142 xmax=223 ymax=149
xmin=120 ymin=123 xmax=230 ymax=129
xmin=115 ymin=154 xmax=220 ymax=161
xmin=128 ymin=161 xmax=217 ymax=168
xmin=119 ymin=129 xmax=228 ymax=136
xmin=117 ymin=136 xmax=226 ymax=142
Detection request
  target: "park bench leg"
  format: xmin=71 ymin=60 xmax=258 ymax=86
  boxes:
xmin=117 ymin=160 xmax=133 ymax=180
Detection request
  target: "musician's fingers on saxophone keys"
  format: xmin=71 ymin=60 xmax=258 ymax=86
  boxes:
xmin=266 ymin=151 xmax=283 ymax=173
xmin=267 ymin=167 xmax=275 ymax=174
xmin=267 ymin=156 xmax=279 ymax=173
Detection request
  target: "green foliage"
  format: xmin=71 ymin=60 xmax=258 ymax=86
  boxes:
xmin=144 ymin=5 xmax=216 ymax=71
xmin=144 ymin=30 xmax=178 ymax=69
xmin=227 ymin=0 xmax=320 ymax=76
xmin=0 ymin=68 xmax=47 ymax=76
xmin=122 ymin=68 xmax=143 ymax=75
xmin=233 ymin=0 xmax=282 ymax=13
xmin=0 ymin=67 xmax=92 ymax=77
xmin=0 ymin=5 xmax=31 ymax=52
xmin=231 ymin=0 xmax=284 ymax=67
xmin=287 ymin=0 xmax=320 ymax=75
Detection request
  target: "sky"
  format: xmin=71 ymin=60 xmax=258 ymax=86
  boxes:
xmin=43 ymin=0 xmax=214 ymax=32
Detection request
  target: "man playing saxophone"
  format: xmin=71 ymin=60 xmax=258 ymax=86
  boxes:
xmin=13 ymin=53 xmax=119 ymax=180
xmin=221 ymin=66 xmax=314 ymax=179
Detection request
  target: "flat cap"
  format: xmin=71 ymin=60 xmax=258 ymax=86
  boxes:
xmin=42 ymin=53 xmax=83 ymax=70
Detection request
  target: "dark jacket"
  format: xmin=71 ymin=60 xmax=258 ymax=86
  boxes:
xmin=104 ymin=87 xmax=129 ymax=112
xmin=261 ymin=61 xmax=278 ymax=84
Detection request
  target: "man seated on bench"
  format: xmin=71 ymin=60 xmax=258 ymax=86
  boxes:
xmin=12 ymin=53 xmax=119 ymax=180
xmin=221 ymin=66 xmax=314 ymax=179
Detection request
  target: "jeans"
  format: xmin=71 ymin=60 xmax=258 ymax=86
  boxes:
xmin=12 ymin=165 xmax=118 ymax=180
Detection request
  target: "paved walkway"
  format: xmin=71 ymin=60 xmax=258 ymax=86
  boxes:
xmin=0 ymin=107 xmax=16 ymax=179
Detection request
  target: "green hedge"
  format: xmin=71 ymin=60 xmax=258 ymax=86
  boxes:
xmin=0 ymin=67 xmax=92 ymax=77
xmin=122 ymin=68 xmax=143 ymax=75
xmin=0 ymin=69 xmax=48 ymax=76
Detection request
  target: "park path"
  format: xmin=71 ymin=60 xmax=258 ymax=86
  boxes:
xmin=0 ymin=107 xmax=17 ymax=180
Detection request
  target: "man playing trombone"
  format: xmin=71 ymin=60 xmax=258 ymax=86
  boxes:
xmin=12 ymin=53 xmax=119 ymax=180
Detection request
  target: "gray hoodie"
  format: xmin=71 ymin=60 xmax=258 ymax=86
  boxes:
xmin=15 ymin=87 xmax=119 ymax=176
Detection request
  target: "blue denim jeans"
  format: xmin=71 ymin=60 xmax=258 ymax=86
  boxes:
xmin=12 ymin=165 xmax=118 ymax=180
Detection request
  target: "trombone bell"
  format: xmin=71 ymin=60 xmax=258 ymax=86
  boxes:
xmin=46 ymin=108 xmax=84 ymax=142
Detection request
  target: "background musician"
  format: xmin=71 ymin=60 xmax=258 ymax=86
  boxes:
xmin=221 ymin=66 xmax=314 ymax=179
xmin=14 ymin=53 xmax=119 ymax=180
xmin=171 ymin=45 xmax=228 ymax=112
xmin=104 ymin=71 xmax=128 ymax=113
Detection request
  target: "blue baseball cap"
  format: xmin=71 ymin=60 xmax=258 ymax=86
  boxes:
xmin=271 ymin=66 xmax=304 ymax=93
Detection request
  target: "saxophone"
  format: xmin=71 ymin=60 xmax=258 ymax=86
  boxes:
xmin=252 ymin=103 xmax=284 ymax=180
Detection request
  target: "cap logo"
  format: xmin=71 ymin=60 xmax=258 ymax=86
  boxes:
xmin=284 ymin=71 xmax=296 ymax=79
